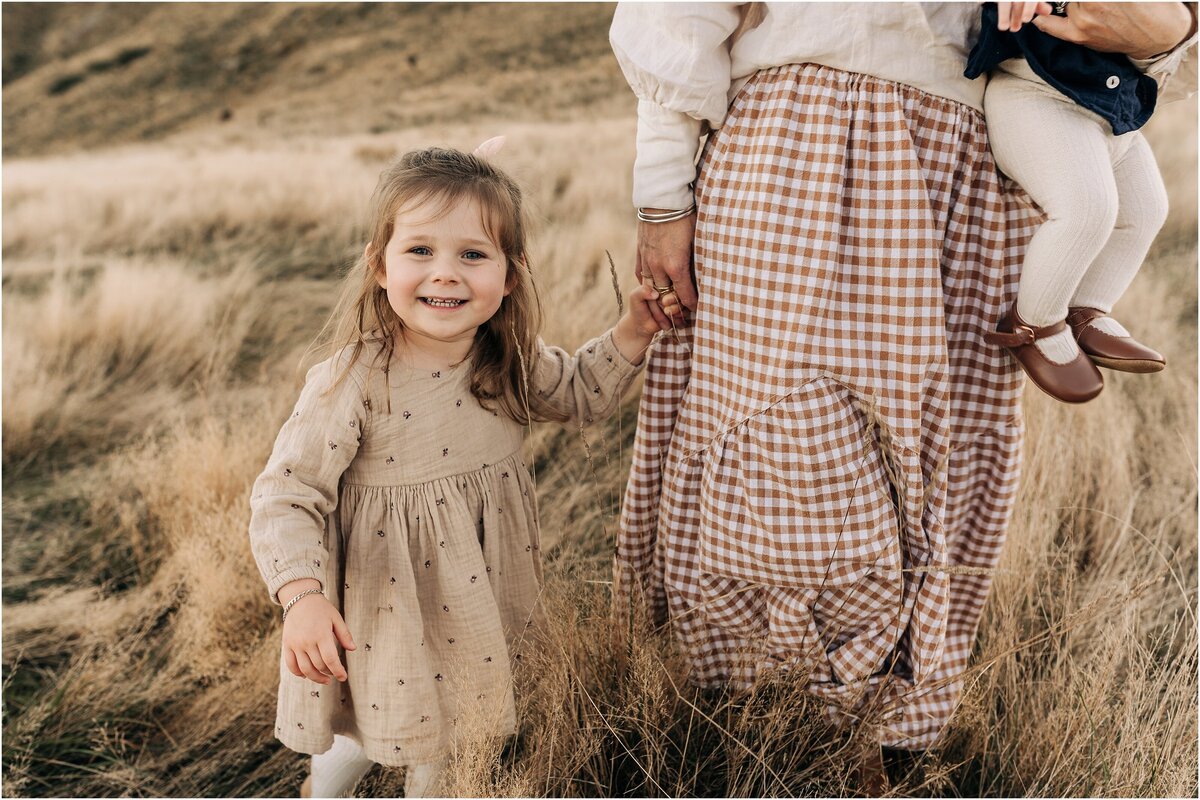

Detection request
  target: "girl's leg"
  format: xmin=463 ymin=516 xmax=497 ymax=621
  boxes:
xmin=1069 ymin=131 xmax=1170 ymax=326
xmin=984 ymin=71 xmax=1119 ymax=363
xmin=309 ymin=735 xmax=375 ymax=798
xmin=403 ymin=759 xmax=446 ymax=798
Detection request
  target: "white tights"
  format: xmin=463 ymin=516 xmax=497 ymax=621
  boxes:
xmin=309 ymin=734 xmax=445 ymax=797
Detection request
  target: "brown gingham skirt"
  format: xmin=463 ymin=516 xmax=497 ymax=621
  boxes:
xmin=616 ymin=64 xmax=1042 ymax=749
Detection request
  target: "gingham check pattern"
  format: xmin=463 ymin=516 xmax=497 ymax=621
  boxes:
xmin=616 ymin=64 xmax=1041 ymax=749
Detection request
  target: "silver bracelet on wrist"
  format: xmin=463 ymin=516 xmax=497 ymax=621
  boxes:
xmin=282 ymin=587 xmax=323 ymax=621
xmin=637 ymin=204 xmax=696 ymax=224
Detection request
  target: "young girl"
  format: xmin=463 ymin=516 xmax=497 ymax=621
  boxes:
xmin=965 ymin=1 xmax=1195 ymax=402
xmin=248 ymin=145 xmax=662 ymax=797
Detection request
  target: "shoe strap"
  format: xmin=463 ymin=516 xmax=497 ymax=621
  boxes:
xmin=984 ymin=318 xmax=1067 ymax=347
xmin=1066 ymin=306 xmax=1105 ymax=331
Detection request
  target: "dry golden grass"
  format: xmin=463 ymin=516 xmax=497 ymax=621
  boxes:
xmin=2 ymin=73 xmax=1195 ymax=800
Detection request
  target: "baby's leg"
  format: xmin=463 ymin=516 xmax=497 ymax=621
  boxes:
xmin=309 ymin=734 xmax=375 ymax=798
xmin=984 ymin=70 xmax=1119 ymax=363
xmin=1070 ymin=131 xmax=1169 ymax=321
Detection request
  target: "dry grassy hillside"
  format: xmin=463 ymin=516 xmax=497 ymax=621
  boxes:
xmin=2 ymin=2 xmax=626 ymax=157
xmin=3 ymin=3 xmax=1197 ymax=798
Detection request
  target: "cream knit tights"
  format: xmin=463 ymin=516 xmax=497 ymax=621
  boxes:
xmin=309 ymin=734 xmax=445 ymax=797
xmin=983 ymin=61 xmax=1169 ymax=364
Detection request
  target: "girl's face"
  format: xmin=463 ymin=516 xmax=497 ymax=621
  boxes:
xmin=376 ymin=195 xmax=512 ymax=364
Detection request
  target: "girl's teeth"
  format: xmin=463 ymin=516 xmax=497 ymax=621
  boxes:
xmin=424 ymin=298 xmax=464 ymax=307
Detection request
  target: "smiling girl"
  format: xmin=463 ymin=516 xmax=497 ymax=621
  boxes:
xmin=248 ymin=146 xmax=660 ymax=797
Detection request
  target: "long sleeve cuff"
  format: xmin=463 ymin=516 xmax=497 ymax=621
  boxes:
xmin=632 ymin=99 xmax=704 ymax=210
xmin=1129 ymin=14 xmax=1198 ymax=102
xmin=267 ymin=565 xmax=325 ymax=606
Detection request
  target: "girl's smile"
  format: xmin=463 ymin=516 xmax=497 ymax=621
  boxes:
xmin=375 ymin=195 xmax=512 ymax=367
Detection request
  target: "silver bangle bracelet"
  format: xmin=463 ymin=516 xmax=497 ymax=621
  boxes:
xmin=282 ymin=587 xmax=324 ymax=621
xmin=637 ymin=204 xmax=696 ymax=224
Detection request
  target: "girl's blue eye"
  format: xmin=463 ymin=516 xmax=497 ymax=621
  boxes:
xmin=409 ymin=246 xmax=432 ymax=256
xmin=462 ymin=250 xmax=487 ymax=261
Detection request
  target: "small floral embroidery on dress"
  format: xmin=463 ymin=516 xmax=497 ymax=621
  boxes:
xmin=443 ymin=448 xmax=449 ymax=456
xmin=310 ymin=690 xmax=320 ymax=697
xmin=290 ymin=503 xmax=301 ymax=509
xmin=442 ymin=605 xmax=450 ymax=612
xmin=364 ymin=643 xmax=372 ymax=651
xmin=284 ymin=468 xmax=292 ymax=476
xmin=376 ymin=529 xmax=385 ymax=537
xmin=349 ymin=420 xmax=356 ymax=428
xmin=313 ymin=559 xmax=321 ymax=567
xmin=420 ymin=715 xmax=430 ymax=723
xmin=371 ymin=703 xmax=379 ymax=710
xmin=394 ymin=745 xmax=403 ymax=753
xmin=328 ymin=441 xmax=337 ymax=450
xmin=389 ymin=576 xmax=396 ymax=584
xmin=501 ymin=471 xmax=509 ymax=479
xmin=363 ymin=399 xmax=372 ymax=411
xmin=397 ymin=678 xmax=405 ymax=686
xmin=483 ymin=656 xmax=492 ymax=663
xmin=592 ymin=385 xmax=601 ymax=394
xmin=606 ymin=355 xmax=613 ymax=363
xmin=345 ymin=582 xmax=350 ymax=589
xmin=456 ymin=399 xmax=462 ymax=407
xmin=438 ymin=540 xmax=446 ymax=548
xmin=470 ymin=575 xmax=478 ymax=583
xmin=436 ymin=497 xmax=446 ymax=506
xmin=386 ymin=456 xmax=395 ymax=464
xmin=432 ymin=371 xmax=441 ymax=378
xmin=424 ymin=560 xmax=432 ymax=568
xmin=448 ymin=638 xmax=456 ymax=644
xmin=297 ymin=722 xmax=305 ymax=729
xmin=403 ymin=411 xmax=411 ymax=419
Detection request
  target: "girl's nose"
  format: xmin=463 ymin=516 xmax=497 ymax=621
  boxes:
xmin=429 ymin=257 xmax=462 ymax=283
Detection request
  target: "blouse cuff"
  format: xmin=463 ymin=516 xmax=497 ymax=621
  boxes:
xmin=1129 ymin=25 xmax=1197 ymax=77
xmin=632 ymin=99 xmax=703 ymax=210
xmin=599 ymin=328 xmax=646 ymax=378
xmin=267 ymin=565 xmax=325 ymax=606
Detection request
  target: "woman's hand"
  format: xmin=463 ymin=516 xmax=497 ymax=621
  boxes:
xmin=1033 ymin=2 xmax=1196 ymax=59
xmin=636 ymin=212 xmax=697 ymax=330
xmin=997 ymin=2 xmax=1053 ymax=32
xmin=279 ymin=585 xmax=356 ymax=685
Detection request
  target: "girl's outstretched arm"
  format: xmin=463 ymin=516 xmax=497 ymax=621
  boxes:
xmin=528 ymin=285 xmax=658 ymax=425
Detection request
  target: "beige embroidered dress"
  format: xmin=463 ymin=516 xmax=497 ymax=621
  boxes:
xmin=249 ymin=330 xmax=641 ymax=767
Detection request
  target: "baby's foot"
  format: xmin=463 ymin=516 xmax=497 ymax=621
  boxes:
xmin=1067 ymin=307 xmax=1166 ymax=373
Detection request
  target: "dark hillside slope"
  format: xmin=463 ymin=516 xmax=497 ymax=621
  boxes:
xmin=2 ymin=2 xmax=626 ymax=156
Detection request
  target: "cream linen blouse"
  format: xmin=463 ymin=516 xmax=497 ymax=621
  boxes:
xmin=611 ymin=2 xmax=1198 ymax=209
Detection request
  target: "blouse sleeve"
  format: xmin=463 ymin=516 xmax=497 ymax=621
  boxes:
xmin=529 ymin=329 xmax=644 ymax=426
xmin=610 ymin=2 xmax=744 ymax=209
xmin=248 ymin=354 xmax=369 ymax=605
xmin=1129 ymin=17 xmax=1198 ymax=104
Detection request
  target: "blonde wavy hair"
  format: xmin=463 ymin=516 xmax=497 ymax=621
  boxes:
xmin=314 ymin=146 xmax=565 ymax=424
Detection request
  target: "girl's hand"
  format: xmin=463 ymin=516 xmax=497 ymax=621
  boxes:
xmin=612 ymin=284 xmax=663 ymax=366
xmin=997 ymin=2 xmax=1053 ymax=32
xmin=281 ymin=591 xmax=357 ymax=685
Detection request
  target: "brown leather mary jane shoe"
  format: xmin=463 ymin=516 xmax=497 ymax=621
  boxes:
xmin=1067 ymin=306 xmax=1166 ymax=373
xmin=985 ymin=304 xmax=1104 ymax=403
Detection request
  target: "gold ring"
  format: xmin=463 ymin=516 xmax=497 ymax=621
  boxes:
xmin=652 ymin=282 xmax=674 ymax=295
